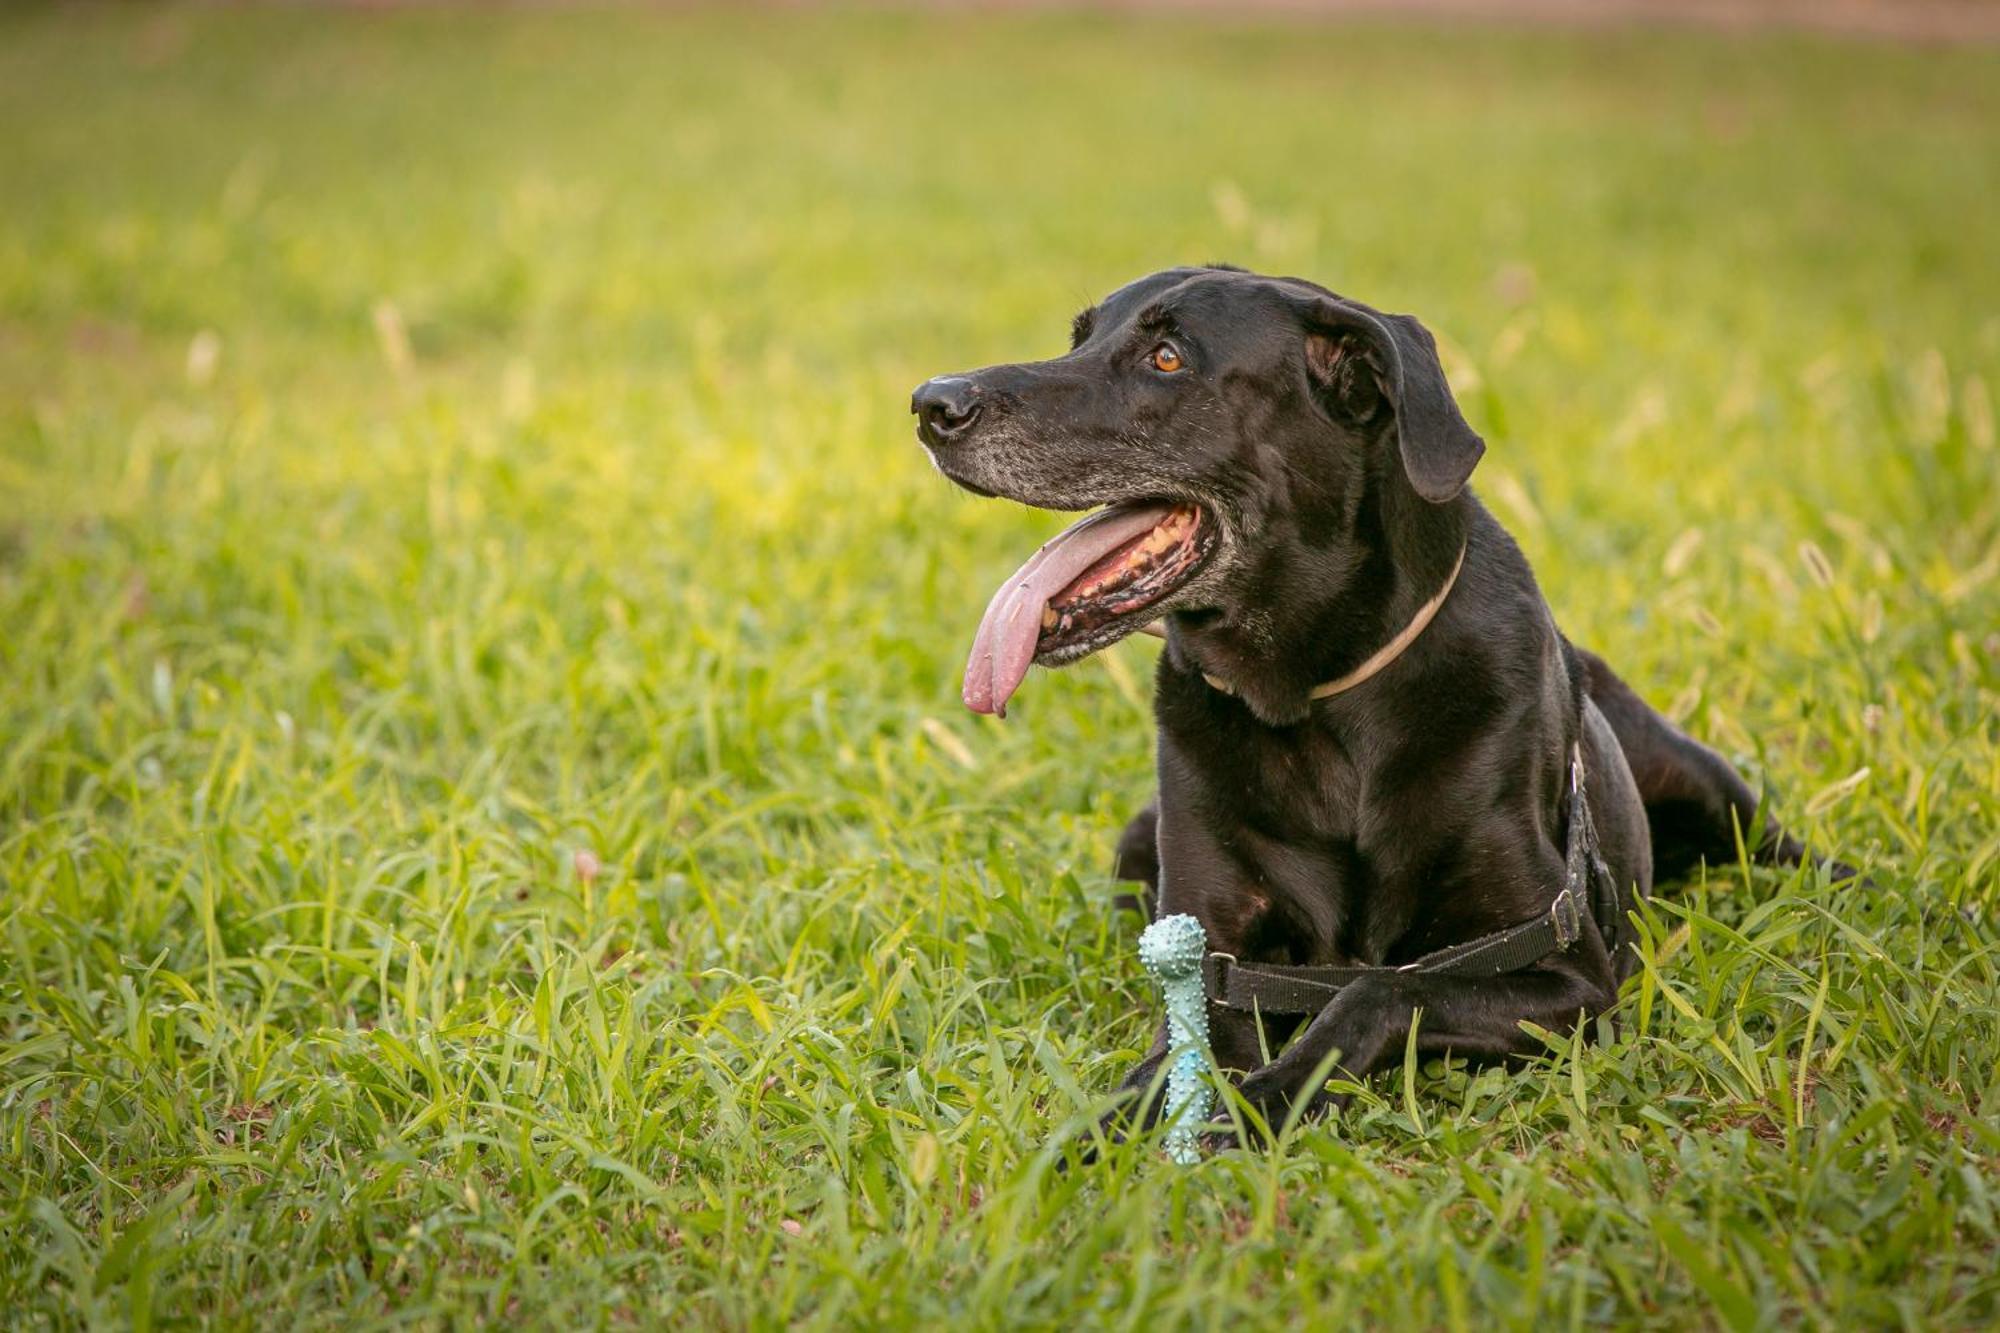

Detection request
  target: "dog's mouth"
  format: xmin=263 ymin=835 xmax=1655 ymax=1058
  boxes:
xmin=963 ymin=501 xmax=1218 ymax=716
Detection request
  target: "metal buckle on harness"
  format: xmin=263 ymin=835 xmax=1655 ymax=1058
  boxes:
xmin=1204 ymin=953 xmax=1236 ymax=1007
xmin=1549 ymin=889 xmax=1582 ymax=949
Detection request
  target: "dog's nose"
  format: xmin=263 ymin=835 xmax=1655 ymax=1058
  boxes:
xmin=911 ymin=376 xmax=983 ymax=446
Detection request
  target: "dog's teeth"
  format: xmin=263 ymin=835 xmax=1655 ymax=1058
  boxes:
xmin=1040 ymin=505 xmax=1204 ymax=634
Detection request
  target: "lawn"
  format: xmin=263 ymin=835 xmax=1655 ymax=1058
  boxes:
xmin=2 ymin=3 xmax=1997 ymax=1327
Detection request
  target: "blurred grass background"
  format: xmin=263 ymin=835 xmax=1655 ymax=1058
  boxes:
xmin=2 ymin=3 xmax=1997 ymax=1327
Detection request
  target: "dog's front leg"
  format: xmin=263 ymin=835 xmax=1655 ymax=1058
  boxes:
xmin=1227 ymin=963 xmax=1615 ymax=1136
xmin=1096 ymin=1004 xmax=1269 ymax=1143
xmin=1110 ymin=797 xmax=1161 ymax=916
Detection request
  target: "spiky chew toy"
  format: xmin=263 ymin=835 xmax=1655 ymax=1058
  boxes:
xmin=1137 ymin=913 xmax=1215 ymax=1164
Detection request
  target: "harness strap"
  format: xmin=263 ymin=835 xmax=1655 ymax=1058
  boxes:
xmin=1567 ymin=745 xmax=1623 ymax=956
xmin=1201 ymin=743 xmax=1625 ymax=1016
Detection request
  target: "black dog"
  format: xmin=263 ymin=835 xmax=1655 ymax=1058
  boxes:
xmin=914 ymin=265 xmax=1833 ymax=1139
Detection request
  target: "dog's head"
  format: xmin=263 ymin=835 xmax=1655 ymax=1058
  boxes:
xmin=915 ymin=266 xmax=1484 ymax=719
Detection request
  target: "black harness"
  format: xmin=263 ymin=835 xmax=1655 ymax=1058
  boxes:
xmin=1200 ymin=744 xmax=1624 ymax=1015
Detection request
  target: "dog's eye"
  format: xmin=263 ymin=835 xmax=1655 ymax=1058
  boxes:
xmin=1149 ymin=343 xmax=1185 ymax=374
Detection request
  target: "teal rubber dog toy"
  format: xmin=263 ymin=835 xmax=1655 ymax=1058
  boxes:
xmin=1137 ymin=913 xmax=1215 ymax=1164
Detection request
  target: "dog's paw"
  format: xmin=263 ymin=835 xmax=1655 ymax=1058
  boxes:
xmin=1197 ymin=1120 xmax=1247 ymax=1156
xmin=1055 ymin=1099 xmax=1148 ymax=1172
xmin=1226 ymin=1081 xmax=1349 ymax=1145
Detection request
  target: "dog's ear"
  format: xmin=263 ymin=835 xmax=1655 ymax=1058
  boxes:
xmin=1301 ymin=298 xmax=1485 ymax=503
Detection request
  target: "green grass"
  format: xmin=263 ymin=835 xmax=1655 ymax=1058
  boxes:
xmin=2 ymin=3 xmax=1997 ymax=1327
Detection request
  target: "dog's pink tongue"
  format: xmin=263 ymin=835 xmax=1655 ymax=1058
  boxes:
xmin=963 ymin=502 xmax=1173 ymax=717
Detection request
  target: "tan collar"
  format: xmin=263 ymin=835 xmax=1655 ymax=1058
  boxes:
xmin=1143 ymin=543 xmax=1467 ymax=703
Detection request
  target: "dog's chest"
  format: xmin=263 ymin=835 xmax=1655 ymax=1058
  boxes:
xmin=1160 ymin=714 xmax=1397 ymax=962
xmin=1176 ymin=715 xmax=1362 ymax=844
